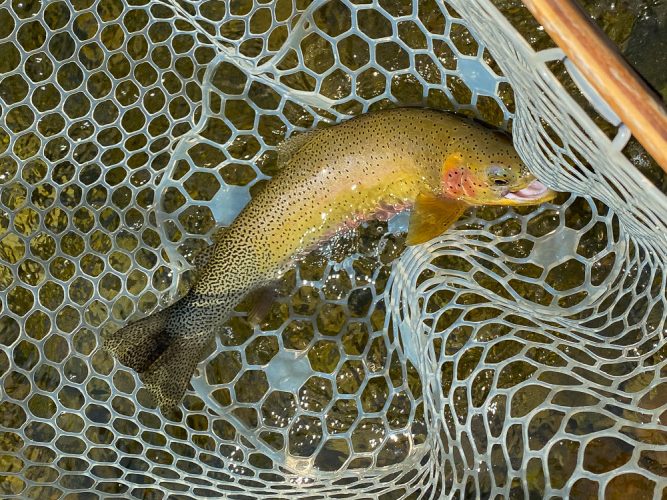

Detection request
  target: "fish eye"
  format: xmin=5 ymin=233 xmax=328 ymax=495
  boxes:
xmin=487 ymin=164 xmax=510 ymax=186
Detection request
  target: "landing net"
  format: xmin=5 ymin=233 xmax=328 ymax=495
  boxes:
xmin=0 ymin=0 xmax=665 ymax=498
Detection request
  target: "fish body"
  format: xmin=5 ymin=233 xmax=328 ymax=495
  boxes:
xmin=105 ymin=108 xmax=556 ymax=407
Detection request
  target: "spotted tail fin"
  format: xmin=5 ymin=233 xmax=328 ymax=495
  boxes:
xmin=138 ymin=328 xmax=214 ymax=409
xmin=104 ymin=307 xmax=173 ymax=373
xmin=104 ymin=303 xmax=214 ymax=408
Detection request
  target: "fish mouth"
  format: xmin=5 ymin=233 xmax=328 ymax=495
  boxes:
xmin=503 ymin=179 xmax=557 ymax=204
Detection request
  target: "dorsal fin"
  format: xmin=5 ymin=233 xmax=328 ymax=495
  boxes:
xmin=277 ymin=128 xmax=323 ymax=166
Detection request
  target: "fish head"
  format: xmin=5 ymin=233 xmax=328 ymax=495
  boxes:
xmin=441 ymin=128 xmax=557 ymax=206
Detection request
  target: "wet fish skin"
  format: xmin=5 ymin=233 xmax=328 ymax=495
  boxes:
xmin=105 ymin=108 xmax=555 ymax=408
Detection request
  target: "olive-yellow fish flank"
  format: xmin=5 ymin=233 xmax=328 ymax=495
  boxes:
xmin=105 ymin=108 xmax=556 ymax=407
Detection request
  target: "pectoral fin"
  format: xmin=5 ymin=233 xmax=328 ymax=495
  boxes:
xmin=406 ymin=193 xmax=467 ymax=245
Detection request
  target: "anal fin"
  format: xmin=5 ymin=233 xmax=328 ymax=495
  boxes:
xmin=247 ymin=285 xmax=278 ymax=326
xmin=406 ymin=193 xmax=467 ymax=245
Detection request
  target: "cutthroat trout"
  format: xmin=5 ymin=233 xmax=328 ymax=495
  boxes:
xmin=106 ymin=108 xmax=556 ymax=407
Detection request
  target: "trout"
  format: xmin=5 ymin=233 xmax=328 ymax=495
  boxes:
xmin=105 ymin=108 xmax=556 ymax=407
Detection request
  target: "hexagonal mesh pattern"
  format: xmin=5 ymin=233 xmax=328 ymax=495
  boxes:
xmin=0 ymin=0 xmax=665 ymax=499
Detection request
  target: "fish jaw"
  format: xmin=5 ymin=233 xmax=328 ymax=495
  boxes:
xmin=496 ymin=179 xmax=557 ymax=206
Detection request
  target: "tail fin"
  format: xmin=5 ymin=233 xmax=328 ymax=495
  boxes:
xmin=104 ymin=304 xmax=214 ymax=408
xmin=104 ymin=307 xmax=172 ymax=373
xmin=138 ymin=331 xmax=213 ymax=408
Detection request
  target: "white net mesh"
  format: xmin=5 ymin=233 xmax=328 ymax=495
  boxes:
xmin=0 ymin=0 xmax=665 ymax=498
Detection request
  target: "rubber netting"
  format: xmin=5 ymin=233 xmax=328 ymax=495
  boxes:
xmin=0 ymin=0 xmax=665 ymax=498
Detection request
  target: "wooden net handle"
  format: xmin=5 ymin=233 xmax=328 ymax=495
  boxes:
xmin=522 ymin=0 xmax=667 ymax=173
